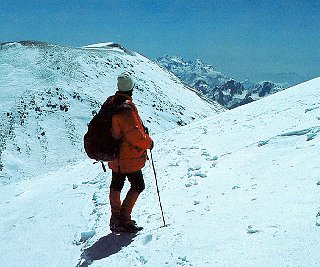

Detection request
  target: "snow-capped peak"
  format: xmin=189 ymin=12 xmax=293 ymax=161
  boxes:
xmin=82 ymin=42 xmax=115 ymax=48
xmin=156 ymin=55 xmax=285 ymax=109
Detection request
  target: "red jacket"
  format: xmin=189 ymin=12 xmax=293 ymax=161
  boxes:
xmin=108 ymin=93 xmax=153 ymax=173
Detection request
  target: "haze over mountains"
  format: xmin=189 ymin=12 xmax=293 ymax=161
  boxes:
xmin=156 ymin=55 xmax=290 ymax=109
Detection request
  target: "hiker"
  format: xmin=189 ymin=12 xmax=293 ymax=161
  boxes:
xmin=108 ymin=72 xmax=154 ymax=233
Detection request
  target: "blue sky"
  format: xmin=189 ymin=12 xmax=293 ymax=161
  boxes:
xmin=1 ymin=0 xmax=319 ymax=82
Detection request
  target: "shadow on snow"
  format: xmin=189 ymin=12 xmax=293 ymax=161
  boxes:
xmin=76 ymin=232 xmax=136 ymax=266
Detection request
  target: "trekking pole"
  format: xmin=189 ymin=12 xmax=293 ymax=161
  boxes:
xmin=149 ymin=149 xmax=166 ymax=227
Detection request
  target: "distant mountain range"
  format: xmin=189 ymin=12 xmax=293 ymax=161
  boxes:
xmin=155 ymin=55 xmax=286 ymax=109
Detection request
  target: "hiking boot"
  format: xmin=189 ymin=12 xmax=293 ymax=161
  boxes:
xmin=109 ymin=214 xmax=122 ymax=232
xmin=110 ymin=214 xmax=141 ymax=233
xmin=120 ymin=219 xmax=143 ymax=233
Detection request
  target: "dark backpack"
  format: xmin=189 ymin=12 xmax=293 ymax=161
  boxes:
xmin=83 ymin=96 xmax=121 ymax=162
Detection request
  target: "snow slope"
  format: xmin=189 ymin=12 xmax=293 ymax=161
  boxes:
xmin=0 ymin=77 xmax=319 ymax=266
xmin=0 ymin=41 xmax=223 ymax=184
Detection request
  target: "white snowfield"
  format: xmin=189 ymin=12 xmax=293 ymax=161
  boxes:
xmin=0 ymin=71 xmax=319 ymax=266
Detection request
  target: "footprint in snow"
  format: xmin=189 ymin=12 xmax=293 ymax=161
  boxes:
xmin=75 ymin=230 xmax=96 ymax=245
xmin=211 ymin=161 xmax=218 ymax=168
xmin=316 ymin=212 xmax=320 ymax=226
xmin=188 ymin=164 xmax=207 ymax=178
xmin=188 ymin=164 xmax=201 ymax=172
xmin=193 ymin=171 xmax=207 ymax=178
xmin=142 ymin=234 xmax=153 ymax=245
xmin=306 ymin=132 xmax=318 ymax=141
xmin=201 ymin=149 xmax=219 ymax=161
xmin=247 ymin=225 xmax=260 ymax=234
xmin=177 ymin=256 xmax=191 ymax=266
xmin=169 ymin=162 xmax=180 ymax=167
xmin=258 ymin=140 xmax=269 ymax=147
xmin=137 ymin=255 xmax=148 ymax=264
xmin=193 ymin=200 xmax=200 ymax=205
xmin=185 ymin=180 xmax=198 ymax=187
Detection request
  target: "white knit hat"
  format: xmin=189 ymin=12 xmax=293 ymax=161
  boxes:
xmin=117 ymin=72 xmax=134 ymax=92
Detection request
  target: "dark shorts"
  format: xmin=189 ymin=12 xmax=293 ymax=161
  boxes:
xmin=110 ymin=170 xmax=145 ymax=193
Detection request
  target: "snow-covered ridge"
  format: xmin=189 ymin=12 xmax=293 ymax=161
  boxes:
xmin=0 ymin=41 xmax=224 ymax=184
xmin=82 ymin=42 xmax=135 ymax=56
xmin=82 ymin=42 xmax=116 ymax=48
